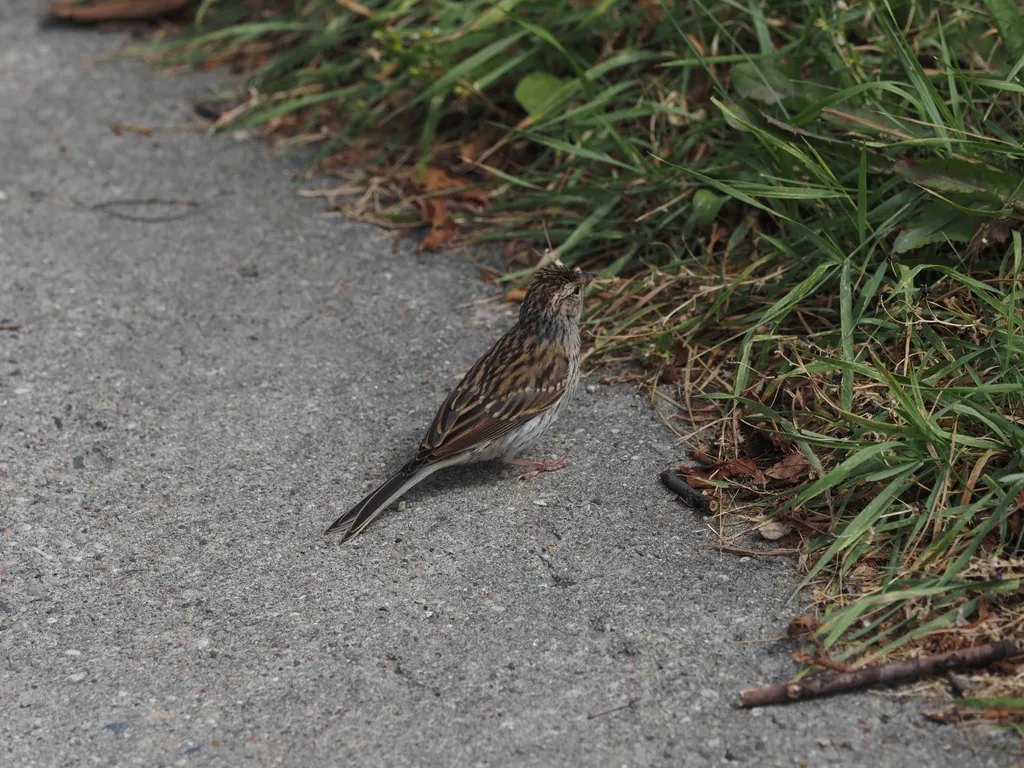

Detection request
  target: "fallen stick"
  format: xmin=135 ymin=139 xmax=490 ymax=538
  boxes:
xmin=738 ymin=639 xmax=1024 ymax=708
xmin=50 ymin=0 xmax=194 ymax=22
xmin=659 ymin=469 xmax=714 ymax=514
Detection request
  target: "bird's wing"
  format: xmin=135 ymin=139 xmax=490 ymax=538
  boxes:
xmin=410 ymin=330 xmax=569 ymax=467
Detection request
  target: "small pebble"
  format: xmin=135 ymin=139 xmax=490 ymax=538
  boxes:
xmin=585 ymin=384 xmax=597 ymax=394
xmin=533 ymin=499 xmax=548 ymax=507
xmin=0 ymin=190 xmax=7 ymax=202
xmin=68 ymin=672 xmax=87 ymax=682
xmin=64 ymin=649 xmax=81 ymax=656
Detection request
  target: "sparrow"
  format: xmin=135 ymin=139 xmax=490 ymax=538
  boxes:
xmin=325 ymin=263 xmax=597 ymax=542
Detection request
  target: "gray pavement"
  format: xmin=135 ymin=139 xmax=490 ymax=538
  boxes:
xmin=0 ymin=2 xmax=1019 ymax=766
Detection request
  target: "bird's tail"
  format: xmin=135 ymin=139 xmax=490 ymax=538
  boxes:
xmin=325 ymin=463 xmax=433 ymax=541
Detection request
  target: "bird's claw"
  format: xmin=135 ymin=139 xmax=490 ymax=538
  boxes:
xmin=511 ymin=453 xmax=569 ymax=481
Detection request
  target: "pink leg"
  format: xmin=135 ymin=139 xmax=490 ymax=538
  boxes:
xmin=507 ymin=453 xmax=569 ymax=481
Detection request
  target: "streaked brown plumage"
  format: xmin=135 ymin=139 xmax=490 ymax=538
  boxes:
xmin=325 ymin=263 xmax=596 ymax=542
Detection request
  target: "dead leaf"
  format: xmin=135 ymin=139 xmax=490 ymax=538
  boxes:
xmin=416 ymin=197 xmax=445 ymax=227
xmin=677 ymin=457 xmax=766 ymax=488
xmin=660 ymin=367 xmax=680 ymax=384
xmin=786 ymin=615 xmax=818 ymax=636
xmin=50 ymin=0 xmax=193 ymax=21
xmin=420 ymin=168 xmax=455 ymax=192
xmin=319 ymin=144 xmax=384 ymax=171
xmin=419 ymin=167 xmax=490 ymax=206
xmin=460 ymin=125 xmax=503 ymax=164
xmin=757 ymin=518 xmax=792 ymax=541
xmin=420 ymin=218 xmax=457 ymax=252
xmin=392 ymin=229 xmax=409 ymax=254
xmin=505 ymin=287 xmax=527 ymax=303
xmin=765 ymin=451 xmax=811 ymax=482
xmin=416 ymin=197 xmax=458 ymax=252
xmin=977 ymin=594 xmax=990 ymax=622
xmin=849 ymin=563 xmax=879 ymax=587
xmin=968 ymin=214 xmax=1024 ymax=254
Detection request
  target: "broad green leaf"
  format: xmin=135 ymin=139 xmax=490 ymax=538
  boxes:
xmin=894 ymin=157 xmax=1024 ymax=203
xmin=892 ymin=200 xmax=987 ymax=253
xmin=983 ymin=0 xmax=1024 ymax=59
xmin=515 ymin=71 xmax=572 ymax=117
xmin=731 ymin=61 xmax=794 ymax=104
xmin=690 ymin=189 xmax=727 ymax=225
xmin=718 ymin=100 xmax=763 ymax=133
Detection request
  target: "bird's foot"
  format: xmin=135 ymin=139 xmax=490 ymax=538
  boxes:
xmin=508 ymin=454 xmax=569 ymax=481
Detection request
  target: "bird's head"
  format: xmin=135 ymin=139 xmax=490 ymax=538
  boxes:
xmin=519 ymin=263 xmax=597 ymax=325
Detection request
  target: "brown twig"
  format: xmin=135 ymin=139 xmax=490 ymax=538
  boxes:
xmin=49 ymin=0 xmax=194 ymax=22
xmin=0 ymin=324 xmax=22 ymax=331
xmin=737 ymin=639 xmax=1024 ymax=708
xmin=660 ymin=469 xmax=713 ymax=514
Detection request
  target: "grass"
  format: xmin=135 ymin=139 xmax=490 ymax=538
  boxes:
xmin=123 ymin=0 xmax=1023 ymax=728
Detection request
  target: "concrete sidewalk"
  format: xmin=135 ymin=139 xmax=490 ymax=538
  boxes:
xmin=0 ymin=2 xmax=1016 ymax=765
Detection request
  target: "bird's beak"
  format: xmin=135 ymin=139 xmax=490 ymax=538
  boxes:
xmin=576 ymin=271 xmax=598 ymax=284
